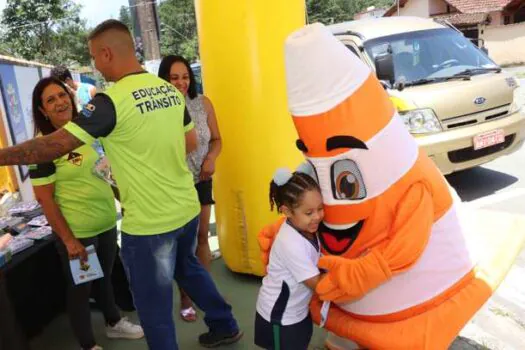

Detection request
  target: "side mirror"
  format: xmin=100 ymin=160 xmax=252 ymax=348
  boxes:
xmin=375 ymin=52 xmax=395 ymax=86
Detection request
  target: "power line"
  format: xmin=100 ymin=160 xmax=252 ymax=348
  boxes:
xmin=2 ymin=15 xmax=80 ymax=31
xmin=1 ymin=0 xmax=160 ymax=32
xmin=160 ymin=23 xmax=191 ymax=41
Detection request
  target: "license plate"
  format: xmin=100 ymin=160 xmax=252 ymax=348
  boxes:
xmin=473 ymin=129 xmax=505 ymax=150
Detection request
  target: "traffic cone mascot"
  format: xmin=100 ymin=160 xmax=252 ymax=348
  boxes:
xmin=258 ymin=23 xmax=499 ymax=349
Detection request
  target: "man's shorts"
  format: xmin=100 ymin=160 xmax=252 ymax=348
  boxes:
xmin=195 ymin=179 xmax=215 ymax=206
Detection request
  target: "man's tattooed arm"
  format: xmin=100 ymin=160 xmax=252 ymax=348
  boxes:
xmin=0 ymin=129 xmax=84 ymax=166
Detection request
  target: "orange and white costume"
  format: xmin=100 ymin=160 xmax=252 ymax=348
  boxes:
xmin=258 ymin=23 xmax=516 ymax=349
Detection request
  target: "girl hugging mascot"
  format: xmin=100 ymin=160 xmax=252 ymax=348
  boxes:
xmin=258 ymin=23 xmax=519 ymax=349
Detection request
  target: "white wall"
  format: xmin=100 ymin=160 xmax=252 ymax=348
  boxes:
xmin=429 ymin=0 xmax=448 ymax=15
xmin=400 ymin=0 xmax=430 ymax=17
xmin=41 ymin=67 xmax=51 ymax=77
xmin=489 ymin=11 xmax=504 ymax=26
xmin=481 ymin=22 xmax=525 ymax=65
xmin=71 ymin=72 xmax=81 ymax=83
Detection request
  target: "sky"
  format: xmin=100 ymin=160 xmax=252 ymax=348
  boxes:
xmin=0 ymin=0 xmax=131 ymax=27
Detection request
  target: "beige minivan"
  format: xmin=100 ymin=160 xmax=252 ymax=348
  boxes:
xmin=329 ymin=16 xmax=525 ymax=175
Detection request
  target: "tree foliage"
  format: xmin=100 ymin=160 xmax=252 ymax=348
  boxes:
xmin=0 ymin=0 xmax=90 ymax=66
xmin=307 ymin=0 xmax=394 ymax=24
xmin=307 ymin=0 xmax=350 ymax=24
xmin=119 ymin=5 xmax=133 ymax=31
xmin=158 ymin=0 xmax=199 ymax=61
xmin=154 ymin=0 xmax=394 ymax=62
xmin=0 ymin=0 xmax=395 ymax=65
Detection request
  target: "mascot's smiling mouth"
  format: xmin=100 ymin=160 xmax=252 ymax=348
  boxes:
xmin=319 ymin=220 xmax=365 ymax=255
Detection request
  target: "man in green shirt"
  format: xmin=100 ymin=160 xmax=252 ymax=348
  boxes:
xmin=0 ymin=20 xmax=242 ymax=350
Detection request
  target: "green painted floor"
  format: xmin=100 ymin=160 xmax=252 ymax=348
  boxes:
xmin=30 ymin=256 xmax=328 ymax=350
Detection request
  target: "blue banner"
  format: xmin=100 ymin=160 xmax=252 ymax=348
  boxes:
xmin=0 ymin=64 xmax=30 ymax=179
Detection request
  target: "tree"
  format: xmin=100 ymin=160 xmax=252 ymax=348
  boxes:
xmin=158 ymin=0 xmax=199 ymax=61
xmin=338 ymin=0 xmax=395 ymax=17
xmin=0 ymin=0 xmax=90 ymax=66
xmin=118 ymin=4 xmax=141 ymax=62
xmin=307 ymin=0 xmax=395 ymax=24
xmin=119 ymin=5 xmax=133 ymax=32
xmin=48 ymin=20 xmax=91 ymax=66
xmin=307 ymin=0 xmax=351 ymax=24
xmin=0 ymin=35 xmax=13 ymax=57
xmin=153 ymin=0 xmax=394 ymax=63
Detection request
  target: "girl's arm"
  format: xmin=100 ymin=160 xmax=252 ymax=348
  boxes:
xmin=303 ymin=273 xmax=322 ymax=290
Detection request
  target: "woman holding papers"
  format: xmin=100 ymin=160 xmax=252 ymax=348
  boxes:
xmin=28 ymin=77 xmax=143 ymax=350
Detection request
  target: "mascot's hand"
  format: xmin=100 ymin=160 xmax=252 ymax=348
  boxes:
xmin=316 ymin=250 xmax=392 ymax=303
xmin=310 ymin=294 xmax=323 ymax=324
xmin=316 ymin=256 xmax=350 ymax=302
xmin=257 ymin=217 xmax=286 ymax=271
xmin=310 ymin=294 xmax=361 ymax=342
xmin=316 ymin=183 xmax=435 ymax=301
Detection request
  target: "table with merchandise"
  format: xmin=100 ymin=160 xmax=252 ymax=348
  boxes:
xmin=0 ymin=200 xmax=135 ymax=345
xmin=0 ymin=201 xmax=66 ymax=343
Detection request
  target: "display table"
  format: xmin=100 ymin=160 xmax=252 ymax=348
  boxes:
xmin=0 ymin=234 xmax=134 ymax=339
xmin=1 ymin=235 xmax=66 ymax=339
xmin=0 ymin=224 xmax=135 ymax=349
xmin=0 ymin=270 xmax=30 ymax=350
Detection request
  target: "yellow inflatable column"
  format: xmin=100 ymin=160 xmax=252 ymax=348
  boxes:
xmin=195 ymin=0 xmax=305 ymax=275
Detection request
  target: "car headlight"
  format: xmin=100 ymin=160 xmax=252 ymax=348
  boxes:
xmin=509 ymin=84 xmax=525 ymax=115
xmin=399 ymin=108 xmax=442 ymax=134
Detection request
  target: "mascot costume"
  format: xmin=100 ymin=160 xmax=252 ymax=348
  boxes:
xmin=258 ymin=23 xmax=523 ymax=349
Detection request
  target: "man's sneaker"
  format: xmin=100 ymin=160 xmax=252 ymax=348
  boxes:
xmin=198 ymin=330 xmax=243 ymax=348
xmin=106 ymin=317 xmax=144 ymax=339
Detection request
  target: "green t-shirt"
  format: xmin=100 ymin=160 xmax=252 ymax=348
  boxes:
xmin=29 ymin=143 xmax=117 ymax=239
xmin=64 ymin=71 xmax=200 ymax=235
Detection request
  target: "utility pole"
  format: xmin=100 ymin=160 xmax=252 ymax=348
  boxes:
xmin=397 ymin=0 xmax=400 ymax=16
xmin=135 ymin=0 xmax=161 ymax=60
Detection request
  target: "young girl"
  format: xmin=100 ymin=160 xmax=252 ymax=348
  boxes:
xmin=255 ymin=168 xmax=324 ymax=350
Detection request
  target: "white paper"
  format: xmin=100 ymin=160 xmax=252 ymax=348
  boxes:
xmin=7 ymin=236 xmax=34 ymax=254
xmin=27 ymin=215 xmax=48 ymax=227
xmin=69 ymin=245 xmax=104 ymax=285
xmin=24 ymin=226 xmax=52 ymax=240
xmin=92 ymin=155 xmax=117 ymax=187
xmin=7 ymin=201 xmax=40 ymax=215
xmin=320 ymin=300 xmax=331 ymax=328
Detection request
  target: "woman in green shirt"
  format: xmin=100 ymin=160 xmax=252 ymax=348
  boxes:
xmin=29 ymin=77 xmax=143 ymax=350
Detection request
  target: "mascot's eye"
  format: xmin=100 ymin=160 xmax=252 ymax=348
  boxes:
xmin=336 ymin=172 xmax=359 ymax=199
xmin=331 ymin=160 xmax=366 ymax=200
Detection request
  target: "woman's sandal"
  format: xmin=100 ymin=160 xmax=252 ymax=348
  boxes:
xmin=180 ymin=306 xmax=197 ymax=322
